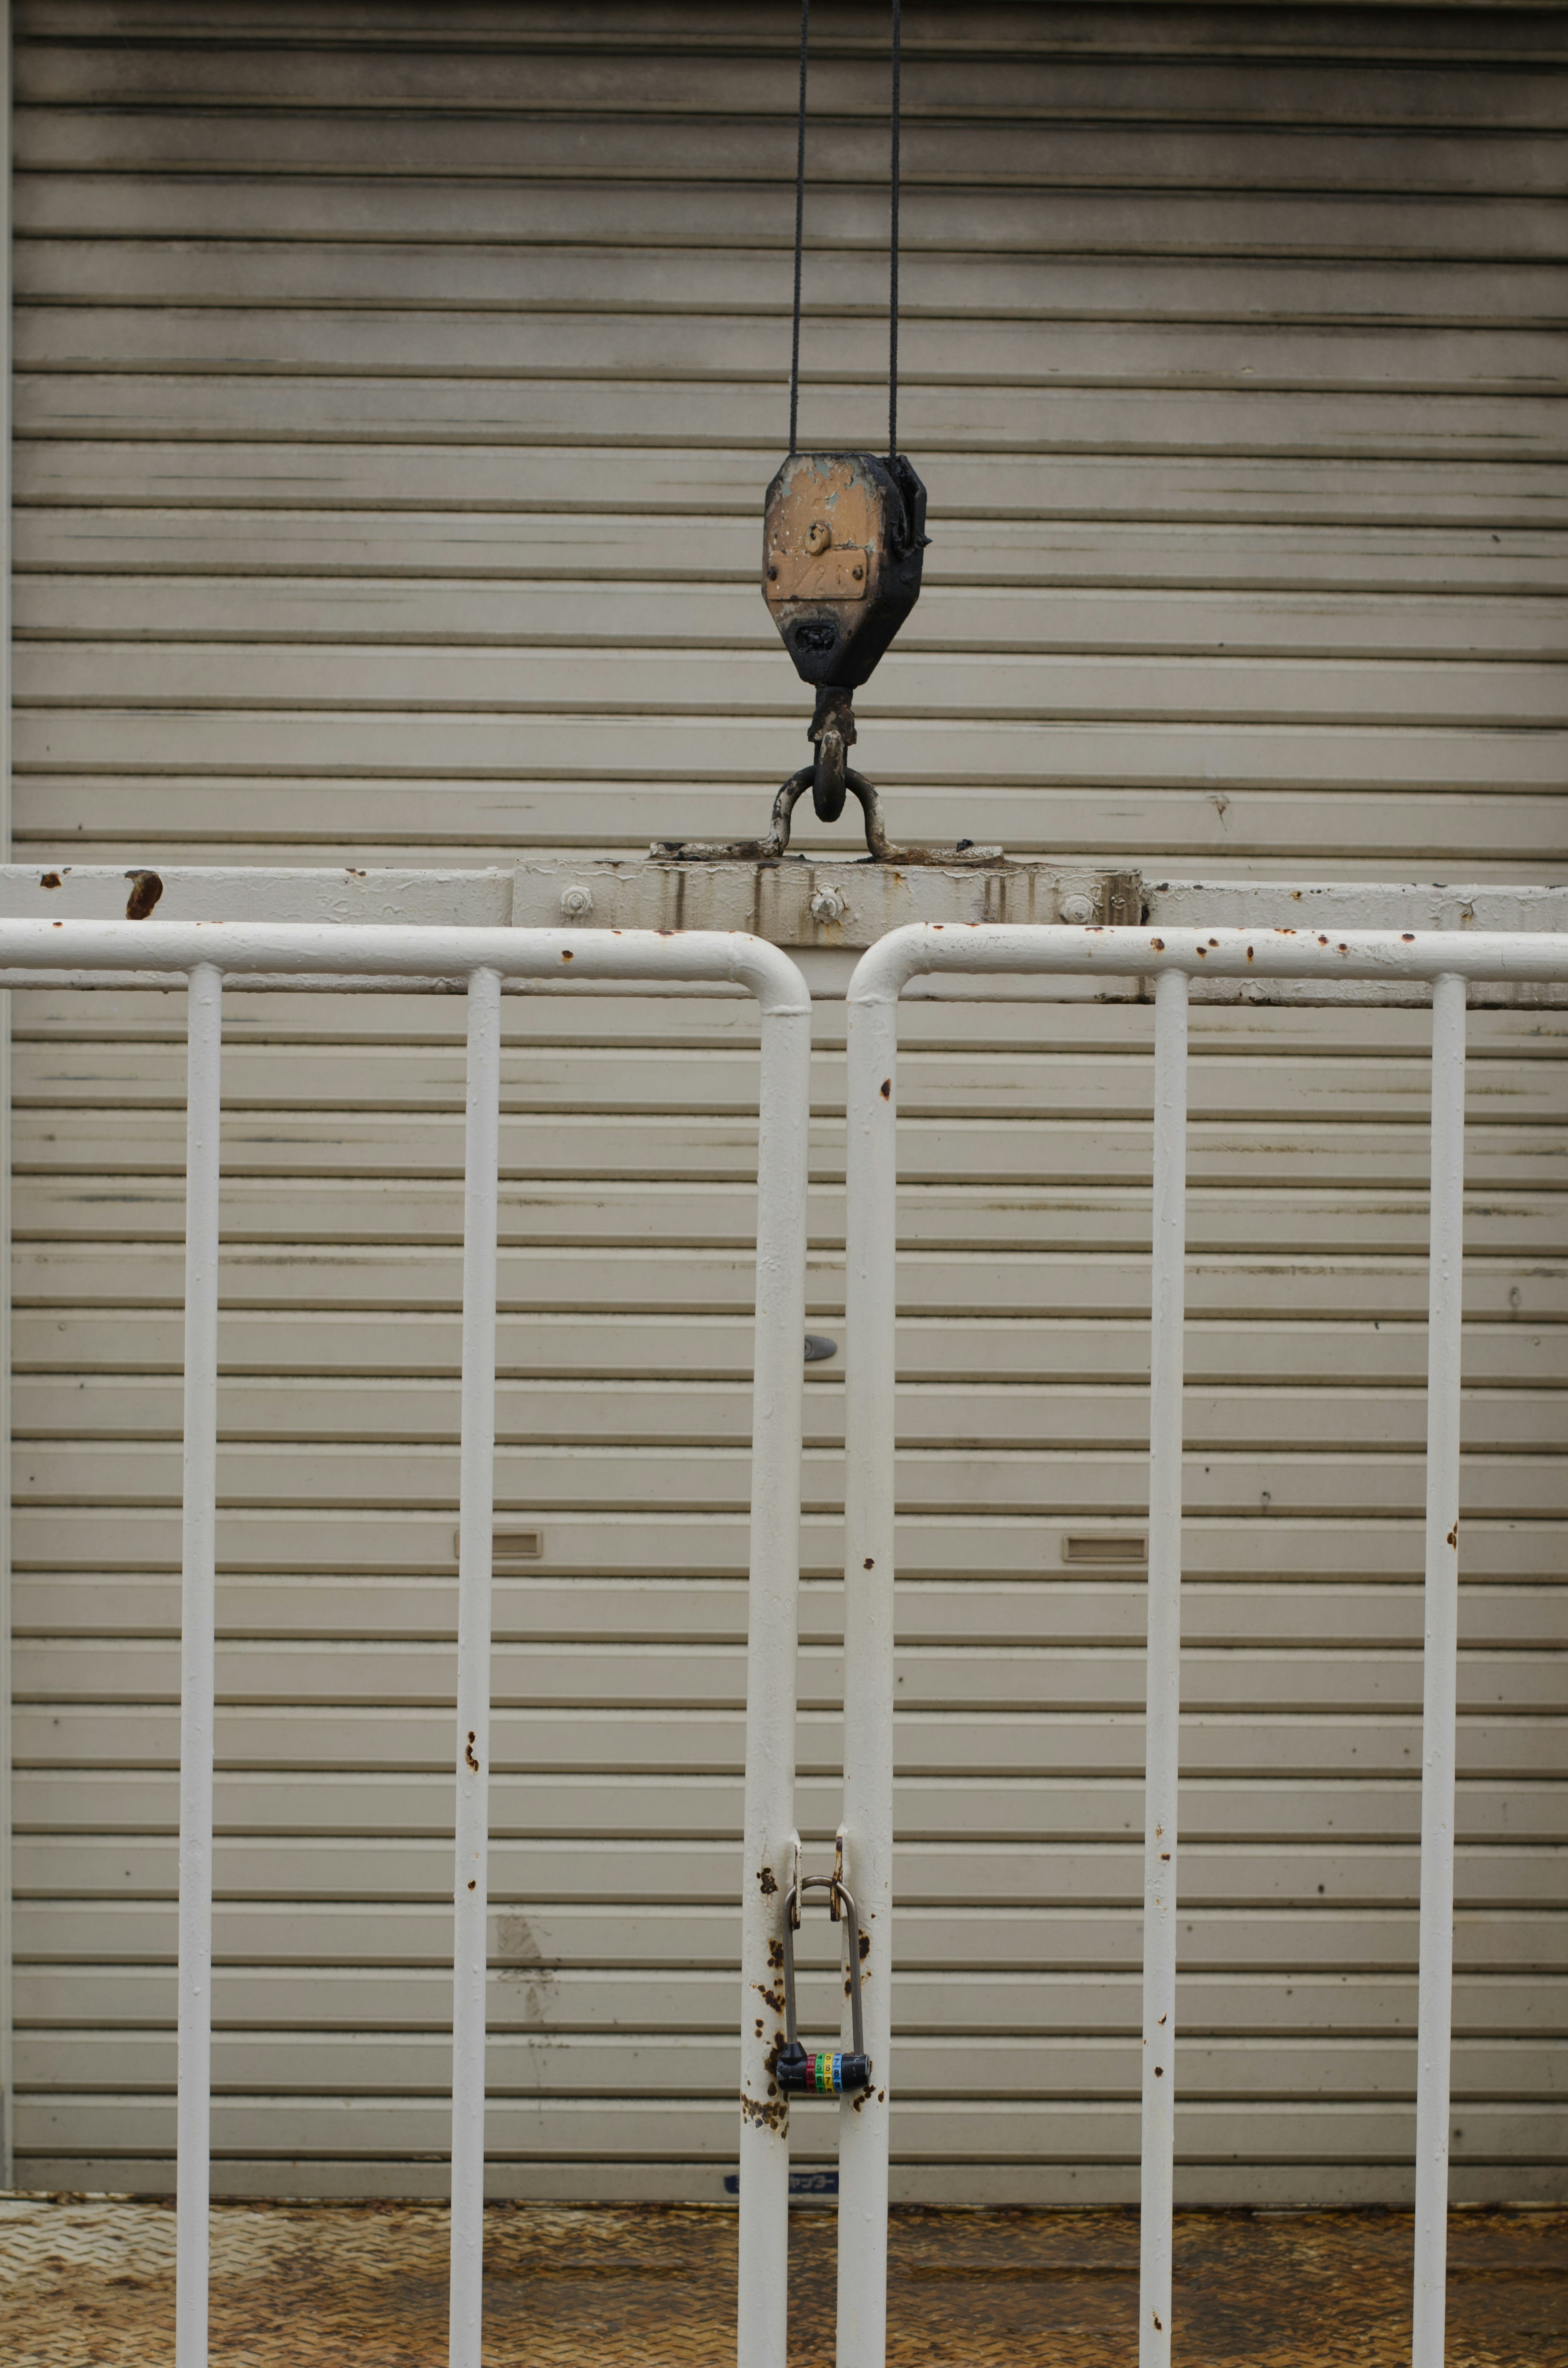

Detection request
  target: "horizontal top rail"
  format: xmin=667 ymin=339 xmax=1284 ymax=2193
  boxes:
xmin=0 ymin=919 xmax=812 ymax=1017
xmin=849 ymin=922 xmax=1568 ymax=1002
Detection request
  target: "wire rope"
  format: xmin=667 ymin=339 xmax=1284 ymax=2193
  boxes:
xmin=787 ymin=0 xmax=809 ymax=455
xmin=786 ymin=0 xmax=903 ymax=461
xmin=888 ymin=0 xmax=901 ymax=459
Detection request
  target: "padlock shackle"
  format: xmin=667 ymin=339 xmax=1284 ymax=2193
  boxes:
xmin=781 ymin=1874 xmax=866 ymax=2060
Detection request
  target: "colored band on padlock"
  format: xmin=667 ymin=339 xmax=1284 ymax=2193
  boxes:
xmin=812 ymin=2052 xmax=843 ymax=2094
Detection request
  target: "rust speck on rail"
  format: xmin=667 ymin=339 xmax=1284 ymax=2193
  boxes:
xmin=757 ymin=1866 xmax=777 ymax=1897
xmin=1150 ymin=936 xmax=1165 ymax=950
xmin=40 ymin=872 xmax=61 ymax=889
xmin=464 ymin=1731 xmax=479 ymax=1773
xmin=1448 ymin=1522 xmax=1459 ymax=1548
xmin=880 ymin=1078 xmax=891 ymax=1099
xmin=124 ymin=869 xmax=164 ymax=920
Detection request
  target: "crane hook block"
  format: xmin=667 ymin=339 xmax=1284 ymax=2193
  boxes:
xmin=762 ymin=450 xmax=929 ymax=691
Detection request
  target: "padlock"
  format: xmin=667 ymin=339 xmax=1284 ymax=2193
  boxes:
xmin=774 ymin=1872 xmax=873 ymax=2097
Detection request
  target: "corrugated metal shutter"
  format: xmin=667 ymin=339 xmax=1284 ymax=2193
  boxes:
xmin=8 ymin=0 xmax=1564 ymax=2202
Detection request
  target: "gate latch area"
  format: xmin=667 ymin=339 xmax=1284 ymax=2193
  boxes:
xmin=775 ymin=1872 xmax=872 ymax=2096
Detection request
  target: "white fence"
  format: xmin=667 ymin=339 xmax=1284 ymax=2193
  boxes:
xmin=4 ymin=913 xmax=1565 ymax=2368
xmin=0 ymin=918 xmax=813 ymax=2368
xmin=831 ymin=922 xmax=1568 ymax=2368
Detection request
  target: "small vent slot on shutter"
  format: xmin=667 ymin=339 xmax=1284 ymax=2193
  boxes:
xmin=455 ymin=1528 xmax=543 ymax=1562
xmin=1062 ymin=1534 xmax=1147 ymax=1567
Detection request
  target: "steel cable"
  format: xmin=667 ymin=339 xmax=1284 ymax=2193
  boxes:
xmin=788 ymin=0 xmax=809 ymax=454
xmin=786 ymin=0 xmax=903 ymax=460
xmin=889 ymin=0 xmax=901 ymax=458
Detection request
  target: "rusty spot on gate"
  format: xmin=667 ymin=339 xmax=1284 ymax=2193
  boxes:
xmin=124 ymin=869 xmax=164 ymax=920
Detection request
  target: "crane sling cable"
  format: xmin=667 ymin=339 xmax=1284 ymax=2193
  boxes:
xmin=651 ymin=0 xmax=998 ymax=867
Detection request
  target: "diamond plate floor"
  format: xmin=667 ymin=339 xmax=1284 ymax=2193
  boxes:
xmin=2 ymin=2196 xmax=1565 ymax=2365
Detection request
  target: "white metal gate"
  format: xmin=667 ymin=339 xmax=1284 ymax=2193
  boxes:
xmin=0 ymin=914 xmax=814 ymax=2368
xmin=833 ymin=922 xmax=1568 ymax=2368
xmin=5 ymin=909 xmax=1566 ymax=2368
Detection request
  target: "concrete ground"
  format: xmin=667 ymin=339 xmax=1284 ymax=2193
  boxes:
xmin=1 ymin=2195 xmax=1565 ymax=2364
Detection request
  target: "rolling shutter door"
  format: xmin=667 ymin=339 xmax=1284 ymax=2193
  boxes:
xmin=7 ymin=0 xmax=1564 ymax=2202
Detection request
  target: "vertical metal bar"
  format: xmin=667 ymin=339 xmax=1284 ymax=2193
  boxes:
xmin=449 ymin=965 xmax=502 ymax=2368
xmin=737 ymin=990 xmax=812 ymax=2368
xmin=837 ymin=982 xmax=901 ymax=2368
xmin=1139 ymin=967 xmax=1188 ymax=2368
xmin=1412 ymin=972 xmax=1466 ymax=2368
xmin=176 ymin=961 xmax=222 ymax=2368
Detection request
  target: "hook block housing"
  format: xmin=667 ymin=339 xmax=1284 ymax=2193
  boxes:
xmin=762 ymin=450 xmax=928 ymax=689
